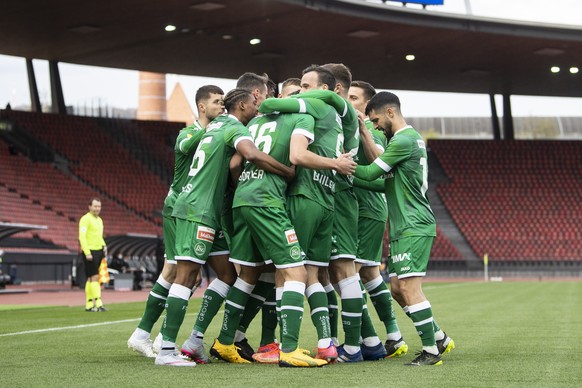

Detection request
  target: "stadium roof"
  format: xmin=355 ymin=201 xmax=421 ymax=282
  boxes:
xmin=1 ymin=0 xmax=582 ymax=97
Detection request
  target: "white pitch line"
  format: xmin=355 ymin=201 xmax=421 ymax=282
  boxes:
xmin=0 ymin=318 xmax=140 ymax=337
xmin=0 ymin=311 xmax=216 ymax=337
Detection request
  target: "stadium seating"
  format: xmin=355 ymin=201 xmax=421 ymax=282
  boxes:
xmin=0 ymin=137 xmax=160 ymax=251
xmin=2 ymin=110 xmax=172 ymax=224
xmin=430 ymin=139 xmax=582 ymax=262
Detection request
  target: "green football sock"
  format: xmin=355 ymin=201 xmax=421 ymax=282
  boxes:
xmin=217 ymin=278 xmax=254 ymax=345
xmin=137 ymin=277 xmax=170 ymax=333
xmin=306 ymin=283 xmax=332 ymax=345
xmin=324 ymin=284 xmax=339 ymax=341
xmin=162 ymin=284 xmax=191 ymax=344
xmin=193 ymin=279 xmax=230 ymax=335
xmin=260 ymin=288 xmax=278 ymax=346
xmin=359 ymin=280 xmax=379 ymax=342
xmin=338 ymin=276 xmax=363 ymax=347
xmin=238 ymin=279 xmax=274 ymax=334
xmin=364 ymin=276 xmax=400 ymax=336
xmin=280 ymin=281 xmax=305 ymax=353
xmin=408 ymin=301 xmax=436 ymax=350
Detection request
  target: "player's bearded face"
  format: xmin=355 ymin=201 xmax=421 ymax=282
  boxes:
xmin=381 ymin=117 xmax=394 ymax=140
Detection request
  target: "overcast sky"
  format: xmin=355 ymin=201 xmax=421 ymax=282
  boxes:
xmin=1 ymin=0 xmax=581 ymax=117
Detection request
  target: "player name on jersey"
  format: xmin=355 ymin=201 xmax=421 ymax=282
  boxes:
xmin=313 ymin=170 xmax=335 ymax=192
xmin=239 ymin=168 xmax=265 ymax=182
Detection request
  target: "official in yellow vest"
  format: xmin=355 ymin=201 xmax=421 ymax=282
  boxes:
xmin=79 ymin=198 xmax=108 ymax=312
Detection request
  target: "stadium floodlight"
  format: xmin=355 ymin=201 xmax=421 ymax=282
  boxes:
xmin=165 ymin=25 xmax=176 ymax=32
xmin=249 ymin=38 xmax=261 ymax=45
xmin=550 ymin=66 xmax=560 ymax=73
xmin=570 ymin=67 xmax=579 ymax=74
xmin=406 ymin=54 xmax=416 ymax=61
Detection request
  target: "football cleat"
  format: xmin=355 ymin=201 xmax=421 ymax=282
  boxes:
xmin=384 ymin=337 xmax=409 ymax=358
xmin=252 ymin=348 xmax=280 ymax=364
xmin=361 ymin=342 xmax=387 ymax=361
xmin=314 ymin=343 xmax=338 ymax=363
xmin=85 ymin=307 xmax=97 ymax=312
xmin=181 ymin=338 xmax=210 ymax=364
xmin=436 ymin=333 xmax=455 ymax=355
xmin=336 ymin=345 xmax=364 ymax=363
xmin=257 ymin=342 xmax=279 ymax=353
xmin=155 ymin=351 xmax=196 ymax=367
xmin=279 ymin=349 xmax=328 ymax=368
xmin=234 ymin=338 xmax=255 ymax=362
xmin=210 ymin=339 xmax=251 ymax=364
xmin=96 ymin=306 xmax=108 ymax=312
xmin=127 ymin=333 xmax=156 ymax=358
xmin=405 ymin=350 xmax=442 ymax=366
xmin=152 ymin=333 xmax=162 ymax=354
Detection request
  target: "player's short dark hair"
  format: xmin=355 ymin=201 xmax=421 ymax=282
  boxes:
xmin=262 ymin=73 xmax=278 ymax=98
xmin=282 ymin=78 xmax=301 ymax=88
xmin=236 ymin=72 xmax=268 ymax=92
xmin=301 ymin=65 xmax=336 ymax=90
xmin=351 ymin=80 xmax=376 ymax=101
xmin=89 ymin=198 xmax=101 ymax=205
xmin=195 ymin=85 xmax=224 ymax=105
xmin=365 ymin=91 xmax=401 ymax=116
xmin=321 ymin=63 xmax=352 ymax=91
xmin=224 ymin=88 xmax=253 ymax=112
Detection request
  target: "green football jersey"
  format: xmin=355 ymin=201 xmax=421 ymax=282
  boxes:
xmin=162 ymin=121 xmax=205 ymax=217
xmin=260 ymin=97 xmax=343 ymax=211
xmin=292 ymin=89 xmax=358 ymax=192
xmin=172 ymin=115 xmax=253 ymax=228
xmin=233 ymin=112 xmax=315 ymax=209
xmin=353 ymin=118 xmax=388 ymax=222
xmin=354 ymin=125 xmax=436 ymax=240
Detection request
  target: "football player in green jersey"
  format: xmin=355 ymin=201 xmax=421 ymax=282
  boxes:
xmin=128 ymin=85 xmax=225 ymax=359
xmin=308 ymin=63 xmax=364 ymax=362
xmin=349 ymin=81 xmax=407 ymax=359
xmin=259 ymin=66 xmax=345 ymax=361
xmin=156 ymin=89 xmax=295 ymax=367
xmin=354 ymin=91 xmax=454 ymax=366
xmin=211 ymin=107 xmax=356 ymax=367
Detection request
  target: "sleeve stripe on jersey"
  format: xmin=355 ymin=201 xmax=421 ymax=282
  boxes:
xmin=374 ymin=158 xmax=391 ymax=172
xmin=341 ymin=100 xmax=348 ymax=117
xmin=234 ymin=136 xmax=254 ymax=149
xmin=292 ymin=128 xmax=315 ymax=144
xmin=178 ymin=137 xmax=190 ymax=153
xmin=297 ymin=98 xmax=307 ymax=113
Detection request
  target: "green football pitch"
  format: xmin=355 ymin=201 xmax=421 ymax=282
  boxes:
xmin=1 ymin=281 xmax=580 ymax=387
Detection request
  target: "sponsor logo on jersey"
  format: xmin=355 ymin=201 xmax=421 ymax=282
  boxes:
xmin=417 ymin=139 xmax=426 ymax=149
xmin=391 ymin=252 xmax=411 ymax=263
xmin=197 ymin=226 xmax=216 ymax=243
xmin=313 ymin=170 xmax=335 ymax=192
xmin=194 ymin=243 xmax=206 ymax=256
xmin=289 ymin=245 xmax=303 ymax=261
